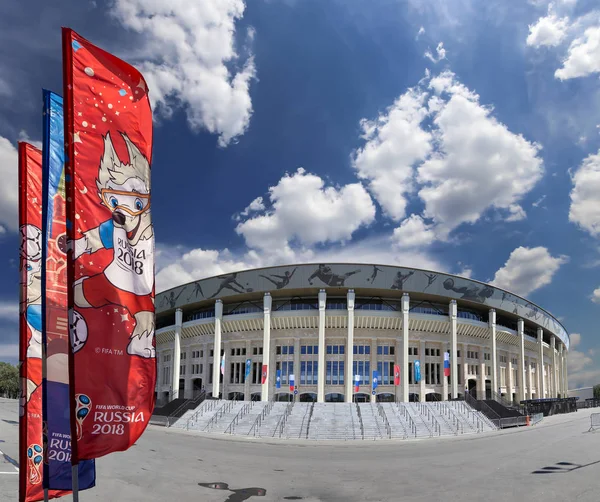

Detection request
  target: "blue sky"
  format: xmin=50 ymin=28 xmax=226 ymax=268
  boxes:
xmin=0 ymin=0 xmax=599 ymax=386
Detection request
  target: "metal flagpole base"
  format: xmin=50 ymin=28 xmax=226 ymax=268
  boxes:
xmin=72 ymin=464 xmax=79 ymax=502
xmin=44 ymin=488 xmax=49 ymax=502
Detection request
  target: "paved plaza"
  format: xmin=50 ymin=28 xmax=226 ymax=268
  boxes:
xmin=1 ymin=398 xmax=599 ymax=501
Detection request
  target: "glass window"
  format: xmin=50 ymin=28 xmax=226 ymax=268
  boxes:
xmin=333 ymin=345 xmax=339 ymax=355
xmin=332 ymin=361 xmax=338 ymax=385
xmin=409 ymin=362 xmax=413 ymax=384
xmin=289 ymin=346 xmax=294 ymax=355
xmin=327 ymin=345 xmax=332 ymax=355
xmin=377 ymin=346 xmax=383 ymax=355
xmin=301 ymin=345 xmax=307 ymax=355
xmin=358 ymin=346 xmax=364 ymax=355
xmin=231 ymin=349 xmax=235 ymax=356
xmin=307 ymin=346 xmax=313 ymax=355
xmin=365 ymin=345 xmax=370 ymax=355
xmin=365 ymin=362 xmax=370 ymax=384
xmin=312 ymin=362 xmax=318 ymax=384
xmin=425 ymin=348 xmax=430 ymax=356
xmin=384 ymin=346 xmax=389 ymax=355
xmin=314 ymin=346 xmax=318 ymax=355
xmin=390 ymin=346 xmax=395 ymax=356
xmin=340 ymin=345 xmax=345 ymax=355
xmin=276 ymin=346 xmax=281 ymax=355
xmin=353 ymin=345 xmax=357 ymax=355
xmin=414 ymin=348 xmax=418 ymax=356
xmin=307 ymin=361 xmax=312 ymax=384
xmin=301 ymin=361 xmax=306 ymax=385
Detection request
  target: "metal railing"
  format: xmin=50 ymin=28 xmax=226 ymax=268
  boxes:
xmin=355 ymin=402 xmax=365 ymax=439
xmin=274 ymin=401 xmax=294 ymax=438
xmin=185 ymin=398 xmax=219 ymax=430
xmin=203 ymin=400 xmax=235 ymax=432
xmin=166 ymin=390 xmax=207 ymax=427
xmin=225 ymin=401 xmax=255 ymax=434
xmin=377 ymin=402 xmax=392 ymax=439
xmin=443 ymin=403 xmax=465 ymax=434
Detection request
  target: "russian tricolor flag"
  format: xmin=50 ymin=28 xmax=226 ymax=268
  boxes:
xmin=444 ymin=352 xmax=450 ymax=377
xmin=289 ymin=374 xmax=295 ymax=392
xmin=354 ymin=374 xmax=360 ymax=393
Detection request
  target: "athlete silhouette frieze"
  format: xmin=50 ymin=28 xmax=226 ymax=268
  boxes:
xmin=390 ymin=270 xmax=414 ymax=290
xmin=442 ymin=277 xmax=494 ymax=303
xmin=308 ymin=264 xmax=361 ymax=287
xmin=187 ymin=282 xmax=205 ymax=302
xmin=209 ymin=273 xmax=249 ymax=298
xmin=260 ymin=267 xmax=297 ymax=289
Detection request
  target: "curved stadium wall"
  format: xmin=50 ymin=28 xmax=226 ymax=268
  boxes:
xmin=154 ymin=263 xmax=569 ymax=406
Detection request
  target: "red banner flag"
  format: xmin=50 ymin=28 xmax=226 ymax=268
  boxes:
xmin=261 ymin=365 xmax=268 ymax=385
xmin=19 ymin=143 xmax=69 ymax=501
xmin=62 ymin=28 xmax=155 ymax=461
xmin=394 ymin=365 xmax=400 ymax=386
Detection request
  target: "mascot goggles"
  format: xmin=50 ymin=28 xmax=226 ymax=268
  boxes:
xmin=100 ymin=189 xmax=150 ymax=217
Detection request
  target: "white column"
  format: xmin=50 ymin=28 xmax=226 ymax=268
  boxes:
xmin=401 ymin=294 xmax=410 ymax=403
xmin=517 ymin=319 xmax=525 ymax=403
xmin=419 ymin=340 xmax=426 ymax=402
xmin=450 ymin=300 xmax=458 ymax=399
xmin=527 ymin=357 xmax=534 ymax=399
xmin=370 ymin=338 xmax=377 ymax=403
xmin=507 ymin=356 xmax=514 ymax=402
xmin=345 ymin=290 xmax=355 ymax=403
xmin=293 ymin=337 xmax=300 ymax=402
xmin=171 ymin=308 xmax=183 ymax=400
xmin=489 ymin=309 xmax=498 ymax=396
xmin=212 ymin=300 xmax=223 ymax=399
xmin=479 ymin=353 xmax=486 ymax=401
xmin=564 ymin=351 xmax=569 ymax=396
xmin=317 ymin=289 xmax=327 ymax=403
xmin=559 ymin=344 xmax=564 ymax=397
xmin=551 ymin=336 xmax=557 ymax=398
xmin=538 ymin=328 xmax=545 ymax=398
xmin=261 ymin=293 xmax=272 ymax=402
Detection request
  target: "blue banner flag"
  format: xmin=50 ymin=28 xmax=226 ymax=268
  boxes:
xmin=245 ymin=358 xmax=251 ymax=379
xmin=372 ymin=370 xmax=379 ymax=390
xmin=276 ymin=369 xmax=281 ymax=389
xmin=414 ymin=360 xmax=421 ymax=383
xmin=41 ymin=90 xmax=96 ymax=491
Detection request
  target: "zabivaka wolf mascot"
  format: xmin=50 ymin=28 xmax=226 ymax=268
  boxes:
xmin=65 ymin=132 xmax=155 ymax=359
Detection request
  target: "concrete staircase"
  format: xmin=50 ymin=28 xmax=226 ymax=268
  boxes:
xmin=282 ymin=402 xmax=311 ymax=439
xmin=357 ymin=403 xmax=385 ymax=440
xmin=307 ymin=403 xmax=355 ymax=440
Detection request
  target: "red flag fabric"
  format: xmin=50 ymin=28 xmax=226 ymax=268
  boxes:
xmin=62 ymin=28 xmax=155 ymax=461
xmin=261 ymin=365 xmax=268 ymax=385
xmin=394 ymin=365 xmax=400 ymax=386
xmin=19 ymin=143 xmax=69 ymax=501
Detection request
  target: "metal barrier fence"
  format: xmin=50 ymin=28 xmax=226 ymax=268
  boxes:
xmin=589 ymin=413 xmax=600 ymax=432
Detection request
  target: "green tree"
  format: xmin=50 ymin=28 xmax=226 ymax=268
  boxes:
xmin=0 ymin=362 xmax=19 ymax=399
xmin=594 ymin=384 xmax=600 ymax=400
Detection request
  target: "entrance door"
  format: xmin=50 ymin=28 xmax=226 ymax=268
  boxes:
xmin=485 ymin=380 xmax=492 ymax=400
xmin=468 ymin=379 xmax=477 ymax=399
xmin=179 ymin=378 xmax=185 ymax=398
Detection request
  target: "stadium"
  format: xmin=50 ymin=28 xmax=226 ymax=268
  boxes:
xmin=154 ymin=263 xmax=569 ymax=408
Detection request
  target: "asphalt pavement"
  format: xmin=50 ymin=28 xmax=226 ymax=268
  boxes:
xmin=2 ymin=398 xmax=599 ymax=501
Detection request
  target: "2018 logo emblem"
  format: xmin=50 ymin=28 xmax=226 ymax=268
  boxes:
xmin=27 ymin=444 xmax=43 ymax=485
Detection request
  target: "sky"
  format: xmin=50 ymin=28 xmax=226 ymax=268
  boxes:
xmin=0 ymin=0 xmax=598 ymax=386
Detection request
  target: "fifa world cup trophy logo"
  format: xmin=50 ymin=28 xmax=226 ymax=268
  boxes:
xmin=27 ymin=444 xmax=43 ymax=485
xmin=75 ymin=394 xmax=92 ymax=440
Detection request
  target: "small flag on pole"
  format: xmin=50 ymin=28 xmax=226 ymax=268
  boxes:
xmin=444 ymin=352 xmax=450 ymax=377
xmin=289 ymin=374 xmax=295 ymax=392
xmin=372 ymin=371 xmax=378 ymax=390
xmin=220 ymin=354 xmax=225 ymax=375
xmin=354 ymin=375 xmax=360 ymax=393
xmin=394 ymin=365 xmax=400 ymax=386
xmin=261 ymin=365 xmax=268 ymax=385
xmin=414 ymin=360 xmax=421 ymax=383
xmin=276 ymin=370 xmax=281 ymax=389
xmin=245 ymin=359 xmax=251 ymax=380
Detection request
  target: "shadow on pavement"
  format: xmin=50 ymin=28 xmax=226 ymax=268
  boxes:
xmin=532 ymin=460 xmax=600 ymax=474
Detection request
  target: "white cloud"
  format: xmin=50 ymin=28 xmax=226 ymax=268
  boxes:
xmin=506 ymin=204 xmax=527 ymax=222
xmin=591 ymin=287 xmax=600 ymax=304
xmin=0 ymin=136 xmax=18 ymax=231
xmin=391 ymin=214 xmax=437 ymax=249
xmin=569 ymin=149 xmax=600 ymax=237
xmin=416 ymin=26 xmax=426 ymax=39
xmin=352 ymin=89 xmax=432 ymax=221
xmin=570 ymin=332 xmax=581 ymax=347
xmin=490 ymin=246 xmax=568 ymax=296
xmin=0 ymin=301 xmax=18 ymax=321
xmin=532 ymin=195 xmax=546 ymax=207
xmin=17 ymin=130 xmax=42 ymax=151
xmin=239 ymin=197 xmax=265 ymax=218
xmin=418 ymin=72 xmax=544 ymax=236
xmin=458 ymin=265 xmax=473 ymax=279
xmin=424 ymin=42 xmax=447 ymax=63
xmin=555 ymin=26 xmax=600 ymax=80
xmin=526 ymin=12 xmax=570 ymax=48
xmin=112 ymin=0 xmax=256 ymax=147
xmin=0 ymin=343 xmax=18 ymax=359
xmin=235 ymin=168 xmax=376 ymax=256
xmin=0 ymin=77 xmax=11 ymax=98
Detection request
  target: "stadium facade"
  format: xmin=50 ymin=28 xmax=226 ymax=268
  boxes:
xmin=155 ymin=264 xmax=569 ymax=405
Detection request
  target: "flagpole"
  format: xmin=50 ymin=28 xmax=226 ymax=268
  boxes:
xmin=72 ymin=464 xmax=79 ymax=502
xmin=44 ymin=489 xmax=49 ymax=502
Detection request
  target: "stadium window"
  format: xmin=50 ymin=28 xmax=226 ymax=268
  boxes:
xmin=242 ymin=348 xmax=247 ymax=355
xmin=301 ymin=345 xmax=306 ymax=355
xmin=289 ymin=345 xmax=294 ymax=355
xmin=253 ymin=347 xmax=258 ymax=355
xmin=200 ymin=364 xmax=203 ymax=374
xmin=282 ymin=346 xmax=288 ymax=355
xmin=436 ymin=349 xmax=440 ymax=357
xmin=425 ymin=363 xmax=430 ymax=384
xmin=209 ymin=350 xmax=214 ymax=357
xmin=237 ymin=348 xmax=242 ymax=356
xmin=358 ymin=346 xmax=364 ymax=355
xmin=457 ymin=350 xmax=461 ymax=358
xmin=425 ymin=348 xmax=430 ymax=356
xmin=221 ymin=349 xmax=224 ymax=356
xmin=340 ymin=345 xmax=345 ymax=355
xmin=377 ymin=346 xmax=383 ymax=355
xmin=231 ymin=349 xmax=235 ymax=356
xmin=409 ymin=362 xmax=413 ymax=384
xmin=314 ymin=346 xmax=318 ymax=354
xmin=333 ymin=345 xmax=339 ymax=355
xmin=414 ymin=348 xmax=419 ymax=356
xmin=276 ymin=346 xmax=281 ymax=355
xmin=259 ymin=347 xmax=263 ymax=355
xmin=327 ymin=345 xmax=332 ymax=355
xmin=390 ymin=346 xmax=395 ymax=356
xmin=365 ymin=345 xmax=370 ymax=355
xmin=408 ymin=348 xmax=413 ymax=356
xmin=209 ymin=364 xmax=213 ymax=384
xmin=180 ymin=366 xmax=185 ymax=375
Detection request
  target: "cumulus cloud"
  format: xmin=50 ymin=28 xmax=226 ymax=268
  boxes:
xmin=391 ymin=214 xmax=437 ymax=249
xmin=490 ymin=246 xmax=568 ymax=296
xmin=526 ymin=12 xmax=570 ymax=47
xmin=112 ymin=0 xmax=256 ymax=147
xmin=569 ymin=149 xmax=600 ymax=237
xmin=352 ymin=89 xmax=432 ymax=221
xmin=570 ymin=332 xmax=581 ymax=347
xmin=0 ymin=136 xmax=19 ymax=231
xmin=353 ymin=71 xmax=543 ymax=239
xmin=235 ymin=168 xmax=376 ymax=257
xmin=418 ymin=72 xmax=543 ymax=236
xmin=555 ymin=26 xmax=600 ymax=80
xmin=416 ymin=26 xmax=426 ymax=39
xmin=592 ymin=287 xmax=600 ymax=304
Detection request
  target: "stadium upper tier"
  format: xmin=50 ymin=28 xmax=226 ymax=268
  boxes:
xmin=155 ymin=263 xmax=569 ymax=350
